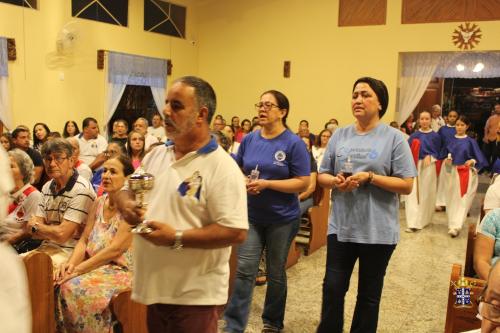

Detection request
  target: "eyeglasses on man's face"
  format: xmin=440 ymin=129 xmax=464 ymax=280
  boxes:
xmin=477 ymin=293 xmax=500 ymax=324
xmin=255 ymin=102 xmax=279 ymax=110
xmin=43 ymin=155 xmax=68 ymax=164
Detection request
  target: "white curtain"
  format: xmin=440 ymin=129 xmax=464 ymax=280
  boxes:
xmin=105 ymin=82 xmax=127 ymax=129
xmin=150 ymin=86 xmax=165 ymax=117
xmin=105 ymin=52 xmax=168 ymax=126
xmin=0 ymin=38 xmax=11 ymax=130
xmin=397 ymin=53 xmax=452 ymax=125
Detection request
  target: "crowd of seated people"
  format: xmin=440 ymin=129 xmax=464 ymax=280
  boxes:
xmin=6 ymin=106 xmax=498 ymax=332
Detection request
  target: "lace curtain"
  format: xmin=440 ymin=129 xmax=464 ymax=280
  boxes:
xmin=106 ymin=52 xmax=168 ymax=127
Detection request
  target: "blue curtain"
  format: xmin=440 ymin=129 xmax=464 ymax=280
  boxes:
xmin=0 ymin=38 xmax=7 ymax=77
xmin=108 ymin=52 xmax=167 ymax=88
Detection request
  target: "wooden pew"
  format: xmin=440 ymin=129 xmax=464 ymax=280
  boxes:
xmin=464 ymin=223 xmax=477 ymax=278
xmin=444 ymin=263 xmax=486 ymax=333
xmin=23 ymin=251 xmax=55 ymax=333
xmin=297 ymin=186 xmax=330 ymax=256
xmin=110 ymin=289 xmax=148 ymax=333
xmin=110 ymin=245 xmax=240 ymax=332
xmin=286 ymin=238 xmax=301 ymax=268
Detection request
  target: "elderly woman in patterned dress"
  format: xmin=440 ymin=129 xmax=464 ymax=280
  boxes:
xmin=55 ymin=155 xmax=135 ymax=333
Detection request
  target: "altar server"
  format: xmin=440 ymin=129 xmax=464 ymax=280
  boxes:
xmin=405 ymin=111 xmax=442 ymax=232
xmin=443 ymin=115 xmax=487 ymax=237
xmin=436 ymin=110 xmax=458 ymax=209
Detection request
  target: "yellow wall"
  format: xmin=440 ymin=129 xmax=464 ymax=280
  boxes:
xmin=0 ymin=0 xmax=199 ymax=132
xmin=195 ymin=0 xmax=500 ymax=133
xmin=1 ymin=0 xmax=500 ymax=134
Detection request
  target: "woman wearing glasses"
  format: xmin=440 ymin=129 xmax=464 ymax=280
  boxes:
xmin=224 ymin=90 xmax=310 ymax=333
xmin=317 ymin=77 xmax=416 ymax=333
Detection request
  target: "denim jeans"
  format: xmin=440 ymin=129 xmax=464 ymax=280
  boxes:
xmin=317 ymin=234 xmax=396 ymax=333
xmin=223 ymin=218 xmax=300 ymax=332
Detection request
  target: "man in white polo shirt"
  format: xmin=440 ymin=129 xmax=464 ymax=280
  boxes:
xmin=134 ymin=117 xmax=160 ymax=150
xmin=77 ymin=117 xmax=108 ymax=170
xmin=117 ymin=76 xmax=248 ymax=333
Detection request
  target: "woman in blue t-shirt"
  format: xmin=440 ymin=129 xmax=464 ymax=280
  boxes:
xmin=224 ymin=90 xmax=310 ymax=333
xmin=317 ymin=77 xmax=417 ymax=333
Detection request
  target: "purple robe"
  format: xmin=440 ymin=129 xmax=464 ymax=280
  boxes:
xmin=408 ymin=130 xmax=442 ymax=160
xmin=444 ymin=136 xmax=488 ymax=170
xmin=438 ymin=125 xmax=456 ymax=148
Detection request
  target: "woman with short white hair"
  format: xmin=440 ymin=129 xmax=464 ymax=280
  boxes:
xmin=0 ymin=149 xmax=42 ymax=251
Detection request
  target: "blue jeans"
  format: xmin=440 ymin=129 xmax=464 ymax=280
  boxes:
xmin=223 ymin=218 xmax=300 ymax=332
xmin=317 ymin=234 xmax=396 ymax=333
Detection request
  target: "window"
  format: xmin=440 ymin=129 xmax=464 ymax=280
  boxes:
xmin=72 ymin=0 xmax=128 ymax=26
xmin=144 ymin=0 xmax=186 ymax=38
xmin=0 ymin=0 xmax=37 ymax=9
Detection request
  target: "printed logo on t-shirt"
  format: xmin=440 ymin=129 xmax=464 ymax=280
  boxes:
xmin=59 ymin=201 xmax=68 ymax=213
xmin=177 ymin=171 xmax=202 ymax=201
xmin=274 ymin=150 xmax=286 ymax=166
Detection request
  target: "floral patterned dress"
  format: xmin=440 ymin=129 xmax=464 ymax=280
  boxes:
xmin=56 ymin=195 xmax=133 ymax=333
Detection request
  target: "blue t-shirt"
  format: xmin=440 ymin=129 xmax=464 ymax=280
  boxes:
xmin=319 ymin=123 xmax=417 ymax=245
xmin=235 ymin=129 xmax=310 ymax=224
xmin=480 ymin=208 xmax=500 ymax=266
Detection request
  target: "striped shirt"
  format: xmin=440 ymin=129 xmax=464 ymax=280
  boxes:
xmin=36 ymin=170 xmax=95 ymax=248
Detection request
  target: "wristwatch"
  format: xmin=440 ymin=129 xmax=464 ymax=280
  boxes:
xmin=171 ymin=230 xmax=184 ymax=250
xmin=31 ymin=222 xmax=39 ymax=234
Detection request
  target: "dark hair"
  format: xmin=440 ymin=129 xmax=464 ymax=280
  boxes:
xmin=63 ymin=121 xmax=80 ymax=138
xmin=261 ymin=90 xmax=290 ymax=128
xmin=173 ymin=76 xmax=217 ymax=124
xmin=1 ymin=132 xmax=13 ymax=150
xmin=40 ymin=138 xmax=73 ymax=158
xmin=419 ymin=110 xmax=432 ymax=118
xmin=457 ymin=115 xmax=471 ymax=127
xmin=212 ymin=130 xmax=230 ymax=152
xmin=82 ymin=117 xmax=98 ymax=129
xmin=389 ymin=121 xmax=400 ymax=129
xmin=250 ymin=123 xmax=261 ymax=132
xmin=11 ymin=127 xmax=28 ymax=139
xmin=300 ymin=120 xmax=309 ymax=126
xmin=241 ymin=119 xmax=251 ymax=131
xmin=315 ymin=129 xmax=332 ymax=147
xmin=110 ymin=155 xmax=135 ymax=177
xmin=329 ymin=118 xmax=339 ymax=125
xmin=126 ymin=130 xmax=146 ymax=160
xmin=48 ymin=131 xmax=62 ymax=139
xmin=301 ymin=136 xmax=312 ymax=150
xmin=352 ymin=77 xmax=389 ymax=118
xmin=33 ymin=123 xmax=51 ymax=149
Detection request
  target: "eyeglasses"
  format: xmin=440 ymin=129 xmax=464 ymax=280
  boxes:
xmin=478 ymin=294 xmax=500 ymax=324
xmin=255 ymin=102 xmax=279 ymax=110
xmin=43 ymin=156 xmax=68 ymax=164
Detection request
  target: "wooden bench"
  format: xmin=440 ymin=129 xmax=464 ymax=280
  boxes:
xmin=286 ymin=238 xmax=301 ymax=268
xmin=23 ymin=251 xmax=55 ymax=333
xmin=110 ymin=245 xmax=241 ymax=333
xmin=444 ymin=263 xmax=486 ymax=333
xmin=296 ymin=186 xmax=330 ymax=256
xmin=464 ymin=223 xmax=477 ymax=278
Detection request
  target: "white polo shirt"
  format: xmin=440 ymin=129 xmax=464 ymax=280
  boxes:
xmin=132 ymin=138 xmax=248 ymax=306
xmin=77 ymin=134 xmax=108 ymax=166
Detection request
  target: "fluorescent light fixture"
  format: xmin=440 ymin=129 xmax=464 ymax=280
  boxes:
xmin=473 ymin=62 xmax=484 ymax=72
xmin=456 ymin=64 xmax=465 ymax=71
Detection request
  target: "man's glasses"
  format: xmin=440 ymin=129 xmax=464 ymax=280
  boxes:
xmin=255 ymin=102 xmax=279 ymax=110
xmin=43 ymin=155 xmax=68 ymax=164
xmin=477 ymin=293 xmax=500 ymax=324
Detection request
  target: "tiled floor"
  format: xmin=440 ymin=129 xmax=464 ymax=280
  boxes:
xmin=229 ymin=176 xmax=489 ymax=333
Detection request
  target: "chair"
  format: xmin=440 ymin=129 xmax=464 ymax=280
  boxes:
xmin=23 ymin=251 xmax=55 ymax=333
xmin=110 ymin=289 xmax=148 ymax=333
xmin=296 ymin=185 xmax=330 ymax=255
xmin=444 ymin=263 xmax=486 ymax=333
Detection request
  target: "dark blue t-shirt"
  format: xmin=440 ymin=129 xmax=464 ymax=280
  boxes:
xmin=235 ymin=129 xmax=310 ymax=224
